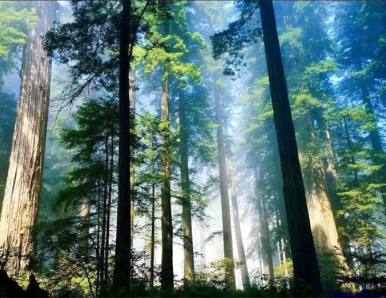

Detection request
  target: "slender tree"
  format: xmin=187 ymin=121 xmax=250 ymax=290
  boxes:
xmin=214 ymin=88 xmax=236 ymax=290
xmin=160 ymin=29 xmax=174 ymax=290
xmin=228 ymin=160 xmax=250 ymax=289
xmin=178 ymin=90 xmax=195 ymax=284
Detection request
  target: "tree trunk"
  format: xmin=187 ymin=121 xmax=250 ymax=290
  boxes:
xmin=104 ymin=134 xmax=114 ymax=283
xmin=214 ymin=90 xmax=235 ymax=290
xmin=113 ymin=0 xmax=131 ymax=289
xmin=80 ymin=197 xmax=90 ymax=258
xmin=178 ymin=91 xmax=195 ymax=285
xmin=160 ymin=68 xmax=173 ymax=292
xmin=258 ymin=0 xmax=322 ymax=294
xmin=254 ymin=170 xmax=274 ymax=284
xmin=0 ymin=1 xmax=56 ymax=275
xmin=300 ymin=113 xmax=346 ymax=289
xmin=150 ymin=161 xmax=156 ymax=289
xmin=228 ymin=160 xmax=250 ymax=289
xmin=130 ymin=72 xmax=136 ymax=257
xmin=361 ymin=87 xmax=386 ymax=212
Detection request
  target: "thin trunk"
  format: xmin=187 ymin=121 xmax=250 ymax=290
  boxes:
xmin=104 ymin=134 xmax=114 ymax=283
xmin=80 ymin=197 xmax=90 ymax=258
xmin=259 ymin=0 xmax=322 ymax=294
xmin=214 ymin=90 xmax=235 ymax=290
xmin=255 ymin=186 xmax=274 ymax=284
xmin=343 ymin=117 xmax=359 ymax=184
xmin=0 ymin=1 xmax=56 ymax=275
xmin=361 ymin=87 xmax=386 ymax=212
xmin=178 ymin=91 xmax=195 ymax=285
xmin=150 ymin=161 xmax=156 ymax=289
xmin=130 ymin=72 xmax=136 ymax=256
xmin=100 ymin=139 xmax=109 ymax=285
xmin=228 ymin=160 xmax=250 ymax=289
xmin=113 ymin=0 xmax=131 ymax=289
xmin=160 ymin=68 xmax=173 ymax=292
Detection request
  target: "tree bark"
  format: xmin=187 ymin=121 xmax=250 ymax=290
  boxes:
xmin=113 ymin=0 xmax=131 ymax=289
xmin=0 ymin=1 xmax=56 ymax=275
xmin=228 ymin=160 xmax=250 ymax=289
xmin=178 ymin=91 xmax=195 ymax=285
xmin=258 ymin=0 xmax=322 ymax=294
xmin=214 ymin=90 xmax=235 ymax=290
xmin=160 ymin=68 xmax=173 ymax=292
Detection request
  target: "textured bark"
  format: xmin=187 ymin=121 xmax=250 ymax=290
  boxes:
xmin=0 ymin=1 xmax=56 ymax=275
xmin=300 ymin=114 xmax=346 ymax=289
xmin=258 ymin=0 xmax=322 ymax=294
xmin=178 ymin=91 xmax=195 ymax=285
xmin=214 ymin=90 xmax=235 ymax=290
xmin=113 ymin=0 xmax=131 ymax=288
xmin=160 ymin=69 xmax=173 ymax=292
xmin=228 ymin=161 xmax=250 ymax=289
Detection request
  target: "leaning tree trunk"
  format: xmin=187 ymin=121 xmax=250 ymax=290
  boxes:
xmin=160 ymin=67 xmax=173 ymax=292
xmin=0 ymin=1 xmax=56 ymax=275
xmin=258 ymin=0 xmax=322 ymax=294
xmin=228 ymin=160 xmax=250 ymax=289
xmin=214 ymin=89 xmax=235 ymax=290
xmin=178 ymin=91 xmax=195 ymax=285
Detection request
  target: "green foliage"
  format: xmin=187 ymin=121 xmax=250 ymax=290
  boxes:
xmin=0 ymin=2 xmax=36 ymax=57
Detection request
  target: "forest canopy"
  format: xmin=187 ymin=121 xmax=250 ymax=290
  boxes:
xmin=0 ymin=1 xmax=385 ymax=297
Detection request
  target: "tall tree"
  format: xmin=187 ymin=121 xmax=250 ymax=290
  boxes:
xmin=160 ymin=47 xmax=173 ymax=292
xmin=113 ymin=0 xmax=131 ymax=289
xmin=0 ymin=1 xmax=56 ymax=274
xmin=214 ymin=87 xmax=236 ymax=290
xmin=258 ymin=0 xmax=322 ymax=294
xmin=228 ymin=160 xmax=250 ymax=289
xmin=178 ymin=90 xmax=195 ymax=284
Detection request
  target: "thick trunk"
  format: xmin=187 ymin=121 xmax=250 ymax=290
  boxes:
xmin=301 ymin=115 xmax=346 ymax=289
xmin=113 ymin=0 xmax=131 ymax=288
xmin=160 ymin=69 xmax=173 ymax=292
xmin=178 ymin=92 xmax=195 ymax=284
xmin=258 ymin=0 xmax=322 ymax=294
xmin=228 ymin=161 xmax=250 ymax=289
xmin=0 ymin=1 xmax=56 ymax=275
xmin=214 ymin=90 xmax=235 ymax=290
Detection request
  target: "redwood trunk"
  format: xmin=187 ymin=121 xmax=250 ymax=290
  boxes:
xmin=228 ymin=161 xmax=250 ymax=289
xmin=258 ymin=0 xmax=322 ymax=294
xmin=214 ymin=90 xmax=235 ymax=290
xmin=0 ymin=1 xmax=56 ymax=274
xmin=113 ymin=0 xmax=131 ymax=288
xmin=160 ymin=69 xmax=173 ymax=291
xmin=178 ymin=91 xmax=195 ymax=284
